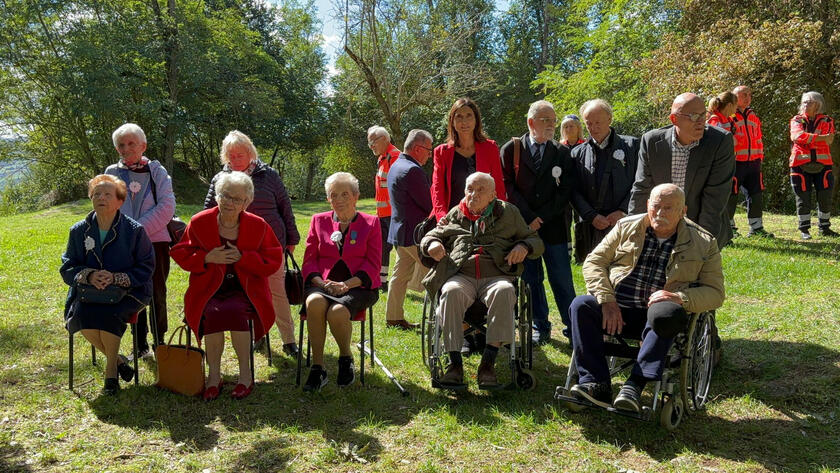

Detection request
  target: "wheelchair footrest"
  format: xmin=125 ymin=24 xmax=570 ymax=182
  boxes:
xmin=555 ymin=386 xmax=652 ymax=421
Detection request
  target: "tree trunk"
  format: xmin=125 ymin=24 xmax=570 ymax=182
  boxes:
xmin=149 ymin=0 xmax=180 ymax=172
xmin=304 ymin=158 xmax=317 ymax=200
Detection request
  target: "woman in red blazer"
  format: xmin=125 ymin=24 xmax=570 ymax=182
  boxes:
xmin=171 ymin=172 xmax=283 ymax=401
xmin=431 ymin=97 xmax=506 ymax=220
xmin=300 ymin=172 xmax=382 ymax=392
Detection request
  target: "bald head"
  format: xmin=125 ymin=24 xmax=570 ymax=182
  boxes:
xmin=651 ymin=183 xmax=685 ymax=207
xmin=464 ymin=172 xmax=496 ymax=214
xmin=733 ymin=86 xmax=752 ymax=110
xmin=671 ymin=93 xmax=703 ymax=114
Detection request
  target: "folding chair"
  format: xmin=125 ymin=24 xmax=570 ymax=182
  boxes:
xmin=295 ymin=305 xmax=375 ymax=386
xmin=69 ymin=312 xmax=140 ymax=390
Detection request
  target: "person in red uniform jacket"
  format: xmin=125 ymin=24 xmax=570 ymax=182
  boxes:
xmin=431 ymin=97 xmax=505 ymax=221
xmin=706 ymin=91 xmax=743 ymax=237
xmin=730 ymin=86 xmax=773 ymax=237
xmin=789 ymin=91 xmax=837 ymax=239
xmin=171 ymin=172 xmax=283 ymax=401
xmin=367 ymin=125 xmax=400 ymax=291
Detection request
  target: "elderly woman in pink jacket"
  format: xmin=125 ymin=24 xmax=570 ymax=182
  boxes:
xmin=300 ymin=172 xmax=382 ymax=392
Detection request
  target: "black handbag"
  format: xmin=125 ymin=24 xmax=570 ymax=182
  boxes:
xmin=284 ymin=249 xmax=304 ymax=305
xmin=413 ymin=216 xmax=437 ymax=246
xmin=166 ymin=217 xmax=187 ymax=247
xmin=77 ymin=283 xmax=128 ymax=304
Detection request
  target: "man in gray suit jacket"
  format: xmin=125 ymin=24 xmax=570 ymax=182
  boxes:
xmin=629 ymin=93 xmax=735 ymax=248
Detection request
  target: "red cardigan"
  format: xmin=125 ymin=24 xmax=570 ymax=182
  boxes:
xmin=171 ymin=207 xmax=283 ymax=341
xmin=430 ymin=140 xmax=506 ymax=220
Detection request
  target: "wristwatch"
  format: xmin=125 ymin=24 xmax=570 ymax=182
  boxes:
xmin=677 ymin=292 xmax=688 ymax=305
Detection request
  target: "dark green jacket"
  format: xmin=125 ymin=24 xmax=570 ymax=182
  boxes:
xmin=420 ymin=199 xmax=544 ymax=296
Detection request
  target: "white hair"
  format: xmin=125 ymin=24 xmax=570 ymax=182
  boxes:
xmin=404 ymin=129 xmax=432 ymax=152
xmin=215 ymin=171 xmax=254 ymax=203
xmin=220 ymin=130 xmax=258 ymax=165
xmin=112 ymin=123 xmax=147 ymax=148
xmin=527 ymin=100 xmax=555 ymax=119
xmin=800 ymin=91 xmax=826 ymax=115
xmin=367 ymin=125 xmax=390 ymax=142
xmin=579 ymin=99 xmax=613 ymax=120
xmin=465 ymin=172 xmax=495 ymax=191
xmin=325 ymin=172 xmax=360 ymax=196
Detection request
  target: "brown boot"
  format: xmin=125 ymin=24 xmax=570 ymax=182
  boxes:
xmin=477 ymin=360 xmax=501 ymax=390
xmin=437 ymin=364 xmax=465 ymax=389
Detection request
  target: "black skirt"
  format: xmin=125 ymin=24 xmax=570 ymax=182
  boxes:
xmin=302 ymin=259 xmax=378 ymax=317
xmin=65 ymin=295 xmax=145 ymax=337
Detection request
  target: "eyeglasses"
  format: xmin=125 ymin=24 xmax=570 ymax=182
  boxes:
xmin=417 ymin=144 xmax=433 ymax=152
xmin=673 ymin=112 xmax=706 ymax=123
xmin=219 ymin=193 xmax=246 ymax=205
xmin=534 ymin=117 xmax=557 ymax=125
xmin=367 ymin=135 xmax=384 ymax=147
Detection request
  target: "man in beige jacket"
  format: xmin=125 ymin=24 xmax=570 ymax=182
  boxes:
xmin=569 ymin=183 xmax=724 ymax=413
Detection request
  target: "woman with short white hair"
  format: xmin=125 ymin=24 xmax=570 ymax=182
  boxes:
xmin=172 ymin=171 xmax=283 ymax=400
xmin=299 ymin=172 xmax=382 ymax=392
xmin=104 ymin=123 xmax=176 ymax=359
xmin=204 ymin=130 xmax=301 ymax=357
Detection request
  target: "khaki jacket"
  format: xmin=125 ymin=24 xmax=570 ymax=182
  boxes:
xmin=582 ymin=213 xmax=724 ymax=314
xmin=420 ymin=199 xmax=544 ymax=297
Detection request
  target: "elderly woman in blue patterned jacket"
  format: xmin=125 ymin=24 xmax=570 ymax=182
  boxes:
xmin=204 ymin=130 xmax=301 ymax=357
xmin=61 ymin=175 xmax=155 ymax=394
xmin=105 ymin=123 xmax=175 ymax=358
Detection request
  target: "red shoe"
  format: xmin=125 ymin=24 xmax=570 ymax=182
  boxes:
xmin=203 ymin=380 xmax=223 ymax=401
xmin=231 ymin=382 xmax=255 ymax=400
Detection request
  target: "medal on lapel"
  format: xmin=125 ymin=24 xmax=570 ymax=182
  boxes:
xmin=350 ymin=230 xmax=357 ymax=245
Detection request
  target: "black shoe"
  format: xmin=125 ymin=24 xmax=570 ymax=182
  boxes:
xmin=337 ymin=356 xmax=355 ymax=387
xmin=561 ymin=327 xmax=571 ymax=340
xmin=303 ymin=365 xmax=328 ymax=392
xmin=820 ymin=227 xmax=839 ymax=237
xmin=570 ymin=381 xmax=612 ymax=408
xmin=747 ymin=227 xmax=775 ymax=238
xmin=103 ymin=377 xmax=120 ymax=395
xmin=380 ymin=281 xmax=389 ymax=293
xmin=282 ymin=343 xmax=299 ymax=357
xmin=613 ymin=383 xmax=642 ymax=413
xmin=116 ymin=355 xmax=135 ymax=382
xmin=800 ymin=229 xmax=812 ymax=240
xmin=531 ymin=328 xmax=550 ymax=346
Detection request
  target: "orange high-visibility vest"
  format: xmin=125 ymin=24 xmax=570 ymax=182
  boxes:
xmin=374 ymin=143 xmax=401 ymax=217
xmin=707 ymin=110 xmax=735 ymax=134
xmin=733 ymin=108 xmax=764 ymax=162
xmin=789 ymin=113 xmax=834 ymax=168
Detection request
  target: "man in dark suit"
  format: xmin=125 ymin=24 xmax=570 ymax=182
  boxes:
xmin=385 ymin=129 xmax=434 ymax=330
xmin=501 ymin=100 xmax=577 ymax=344
xmin=629 ymin=93 xmax=736 ymax=248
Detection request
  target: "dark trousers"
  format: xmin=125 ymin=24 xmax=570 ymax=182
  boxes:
xmin=522 ymin=242 xmax=576 ymax=332
xmin=790 ymin=165 xmax=834 ymax=230
xmin=727 ymin=160 xmax=765 ymax=222
xmin=137 ymin=242 xmax=170 ymax=348
xmin=570 ymin=295 xmax=687 ymax=384
xmin=378 ymin=216 xmax=392 ymax=284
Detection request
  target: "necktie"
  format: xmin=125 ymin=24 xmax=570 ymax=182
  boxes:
xmin=533 ymin=142 xmax=543 ymax=170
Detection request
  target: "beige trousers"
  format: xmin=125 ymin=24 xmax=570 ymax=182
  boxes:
xmin=385 ymin=245 xmax=428 ymax=321
xmin=438 ymin=274 xmax=516 ymax=352
xmin=267 ymin=262 xmax=295 ymax=344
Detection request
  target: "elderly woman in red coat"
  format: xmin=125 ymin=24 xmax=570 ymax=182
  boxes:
xmin=430 ymin=97 xmax=506 ymax=220
xmin=171 ymin=171 xmax=283 ymax=401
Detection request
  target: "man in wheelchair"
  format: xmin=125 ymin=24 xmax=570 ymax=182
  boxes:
xmin=421 ymin=172 xmax=544 ymax=389
xmin=569 ymin=183 xmax=724 ymax=412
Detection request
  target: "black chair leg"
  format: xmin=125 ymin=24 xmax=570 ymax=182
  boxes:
xmin=296 ymin=319 xmax=304 ymax=385
xmin=249 ymin=320 xmax=256 ymax=386
xmin=369 ymin=306 xmax=375 ymax=372
xmin=149 ymin=295 xmax=159 ymax=350
xmin=69 ymin=332 xmax=74 ymax=391
xmin=91 ymin=344 xmax=96 ymax=366
xmin=132 ymin=323 xmax=139 ymax=386
xmin=360 ymin=320 xmax=365 ymax=385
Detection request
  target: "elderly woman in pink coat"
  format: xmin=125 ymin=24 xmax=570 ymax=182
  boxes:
xmin=300 ymin=172 xmax=382 ymax=392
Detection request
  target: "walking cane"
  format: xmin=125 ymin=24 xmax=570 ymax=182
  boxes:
xmin=356 ymin=342 xmax=409 ymax=397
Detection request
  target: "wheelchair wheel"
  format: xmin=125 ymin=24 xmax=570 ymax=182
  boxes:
xmin=516 ymin=278 xmax=533 ymax=369
xmin=421 ymin=293 xmax=431 ymax=368
xmin=680 ymin=312 xmax=715 ymax=412
xmin=515 ymin=367 xmax=536 ymax=391
xmin=659 ymin=393 xmax=684 ymax=431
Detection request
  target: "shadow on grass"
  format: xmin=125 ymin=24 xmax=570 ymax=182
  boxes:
xmin=0 ymin=443 xmax=32 ymax=473
xmin=729 ymin=235 xmax=840 ymax=258
xmin=0 ymin=324 xmax=39 ymax=356
xmin=569 ymin=338 xmax=840 ymax=471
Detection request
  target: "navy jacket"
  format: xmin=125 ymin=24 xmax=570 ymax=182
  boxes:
xmin=570 ymin=127 xmax=640 ymax=222
xmin=60 ymin=211 xmax=155 ymax=318
xmin=205 ymin=160 xmax=300 ymax=247
xmin=386 ymin=153 xmax=432 ymax=247
xmin=501 ymin=134 xmax=575 ymax=244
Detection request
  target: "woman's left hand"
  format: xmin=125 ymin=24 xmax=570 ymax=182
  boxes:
xmin=90 ymin=270 xmax=114 ymax=289
xmin=324 ymin=280 xmax=349 ymax=296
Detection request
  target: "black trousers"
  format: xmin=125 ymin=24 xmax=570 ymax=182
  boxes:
xmin=137 ymin=241 xmax=170 ymax=348
xmin=727 ymin=160 xmax=765 ymax=222
xmin=790 ymin=165 xmax=834 ymax=230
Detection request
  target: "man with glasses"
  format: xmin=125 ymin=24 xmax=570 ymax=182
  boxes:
xmin=630 ymin=93 xmax=735 ymax=248
xmin=501 ymin=100 xmax=577 ymax=344
xmin=384 ymin=129 xmax=434 ymax=329
xmin=367 ymin=125 xmax=401 ymax=292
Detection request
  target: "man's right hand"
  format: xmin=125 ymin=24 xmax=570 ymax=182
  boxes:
xmin=529 ymin=217 xmax=543 ymax=231
xmin=427 ymin=241 xmax=446 ymax=261
xmin=592 ymin=214 xmax=611 ymax=231
xmin=601 ymin=301 xmax=624 ymax=335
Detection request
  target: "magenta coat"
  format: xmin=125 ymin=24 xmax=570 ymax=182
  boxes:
xmin=302 ymin=211 xmax=382 ymax=289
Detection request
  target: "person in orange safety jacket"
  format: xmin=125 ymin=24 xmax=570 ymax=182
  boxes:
xmin=368 ymin=125 xmax=401 ymax=290
xmin=789 ymin=91 xmax=836 ymax=239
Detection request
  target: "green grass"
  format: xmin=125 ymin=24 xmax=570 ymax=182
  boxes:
xmin=1 ymin=199 xmax=839 ymax=472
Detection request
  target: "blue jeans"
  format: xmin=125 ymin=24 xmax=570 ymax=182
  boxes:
xmin=522 ymin=242 xmax=576 ymax=334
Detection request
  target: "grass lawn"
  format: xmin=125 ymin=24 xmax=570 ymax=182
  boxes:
xmin=0 ymin=198 xmax=838 ymax=472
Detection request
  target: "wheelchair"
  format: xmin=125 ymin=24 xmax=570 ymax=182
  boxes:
xmin=421 ymin=276 xmax=536 ymax=391
xmin=554 ymin=310 xmax=716 ymax=430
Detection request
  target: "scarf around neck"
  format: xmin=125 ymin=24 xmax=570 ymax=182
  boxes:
xmin=122 ymin=156 xmax=150 ymax=171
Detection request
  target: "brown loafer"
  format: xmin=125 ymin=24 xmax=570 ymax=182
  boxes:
xmin=437 ymin=364 xmax=466 ymax=389
xmin=477 ymin=361 xmax=501 ymax=390
xmin=386 ymin=319 xmax=419 ymax=330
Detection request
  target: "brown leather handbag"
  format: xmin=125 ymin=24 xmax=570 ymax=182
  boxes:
xmin=155 ymin=324 xmax=205 ymax=396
